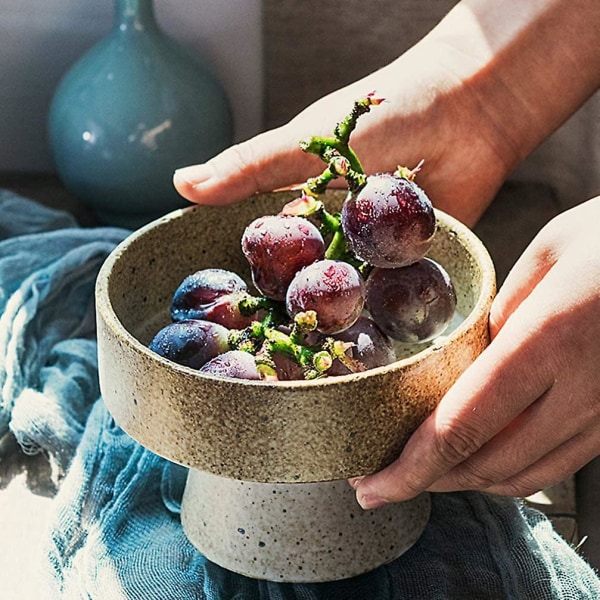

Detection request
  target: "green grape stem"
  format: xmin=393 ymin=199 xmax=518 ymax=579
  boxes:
xmin=290 ymin=311 xmax=318 ymax=340
xmin=299 ymin=137 xmax=364 ymax=176
xmin=302 ymin=149 xmax=367 ymax=197
xmin=227 ymin=321 xmax=263 ymax=354
xmin=300 ymin=92 xmax=383 ymax=178
xmin=280 ymin=192 xmax=357 ymax=264
xmin=312 ymin=351 xmax=333 ymax=374
xmin=315 ymin=204 xmax=341 ymax=236
xmin=324 ymin=229 xmax=347 ymax=260
xmin=255 ymin=360 xmax=279 ymax=382
xmin=295 ymin=93 xmax=390 ymax=264
xmin=335 ymin=93 xmax=384 ymax=147
xmin=297 ymin=95 xmax=396 ymax=269
xmin=394 ymin=159 xmax=424 ymax=181
xmin=263 ymin=326 xmax=331 ymax=378
xmin=228 ymin=304 xmax=338 ymax=380
xmin=300 ymin=94 xmax=383 ymax=197
xmin=238 ymin=293 xmax=278 ymax=316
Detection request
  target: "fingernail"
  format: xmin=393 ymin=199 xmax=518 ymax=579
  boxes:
xmin=356 ymin=492 xmax=390 ymax=510
xmin=173 ymin=164 xmax=213 ymax=187
xmin=348 ymin=476 xmax=364 ymax=490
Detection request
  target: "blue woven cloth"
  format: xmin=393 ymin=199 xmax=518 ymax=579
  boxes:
xmin=2 ymin=190 xmax=599 ymax=599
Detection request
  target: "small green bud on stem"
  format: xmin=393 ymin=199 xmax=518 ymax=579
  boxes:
xmin=394 ymin=159 xmax=424 ymax=181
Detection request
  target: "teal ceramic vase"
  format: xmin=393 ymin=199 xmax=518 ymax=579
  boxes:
xmin=48 ymin=0 xmax=234 ymax=229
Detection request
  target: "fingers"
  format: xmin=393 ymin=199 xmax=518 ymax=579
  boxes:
xmin=353 ymin=255 xmax=588 ymax=508
xmin=351 ymin=430 xmax=599 ymax=505
xmin=354 ymin=327 xmax=550 ymax=508
xmin=173 ymin=127 xmax=322 ymax=206
xmin=172 ymin=82 xmax=382 ymax=206
xmin=426 ymin=381 xmax=592 ymax=494
xmin=484 ymin=429 xmax=600 ymax=497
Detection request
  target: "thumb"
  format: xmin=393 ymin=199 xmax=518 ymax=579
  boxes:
xmin=172 ymin=126 xmax=322 ymax=206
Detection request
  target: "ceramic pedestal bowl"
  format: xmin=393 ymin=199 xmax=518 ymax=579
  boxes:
xmin=95 ymin=189 xmax=496 ymax=582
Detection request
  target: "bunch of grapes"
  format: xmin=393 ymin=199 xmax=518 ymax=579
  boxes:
xmin=149 ymin=93 xmax=457 ymax=381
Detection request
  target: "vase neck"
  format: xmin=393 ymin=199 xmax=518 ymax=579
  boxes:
xmin=114 ymin=0 xmax=157 ymax=31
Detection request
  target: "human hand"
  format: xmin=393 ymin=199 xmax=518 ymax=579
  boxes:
xmin=352 ymin=196 xmax=600 ymax=509
xmin=173 ymin=33 xmax=515 ymax=226
xmin=173 ymin=0 xmax=599 ymax=229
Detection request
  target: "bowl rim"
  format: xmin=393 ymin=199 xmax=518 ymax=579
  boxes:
xmin=96 ymin=198 xmax=496 ymax=388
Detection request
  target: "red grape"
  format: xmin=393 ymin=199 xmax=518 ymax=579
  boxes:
xmin=199 ymin=350 xmax=261 ymax=380
xmin=366 ymin=258 xmax=456 ymax=343
xmin=341 ymin=173 xmax=435 ymax=268
xmin=148 ymin=319 xmax=230 ymax=369
xmin=171 ymin=268 xmax=256 ymax=329
xmin=241 ymin=214 xmax=325 ymax=300
xmin=271 ymin=353 xmax=305 ymax=381
xmin=327 ymin=316 xmax=396 ymax=376
xmin=286 ymin=259 xmax=365 ymax=334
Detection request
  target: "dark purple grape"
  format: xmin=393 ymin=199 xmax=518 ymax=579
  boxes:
xmin=271 ymin=352 xmax=305 ymax=381
xmin=241 ymin=214 xmax=325 ymax=300
xmin=199 ymin=350 xmax=261 ymax=381
xmin=170 ymin=268 xmax=255 ymax=329
xmin=286 ymin=259 xmax=365 ymax=334
xmin=269 ymin=326 xmax=320 ymax=381
xmin=366 ymin=258 xmax=456 ymax=343
xmin=327 ymin=316 xmax=396 ymax=376
xmin=148 ymin=319 xmax=230 ymax=369
xmin=341 ymin=173 xmax=435 ymax=268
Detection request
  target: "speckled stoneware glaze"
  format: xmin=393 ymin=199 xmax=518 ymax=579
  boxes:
xmin=180 ymin=470 xmax=430 ymax=583
xmin=96 ymin=189 xmax=495 ymax=582
xmin=96 ymin=189 xmax=495 ymax=483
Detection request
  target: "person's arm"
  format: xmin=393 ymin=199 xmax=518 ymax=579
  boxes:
xmin=173 ymin=0 xmax=600 ymax=226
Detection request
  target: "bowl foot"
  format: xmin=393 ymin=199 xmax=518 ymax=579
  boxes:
xmin=181 ymin=469 xmax=430 ymax=583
